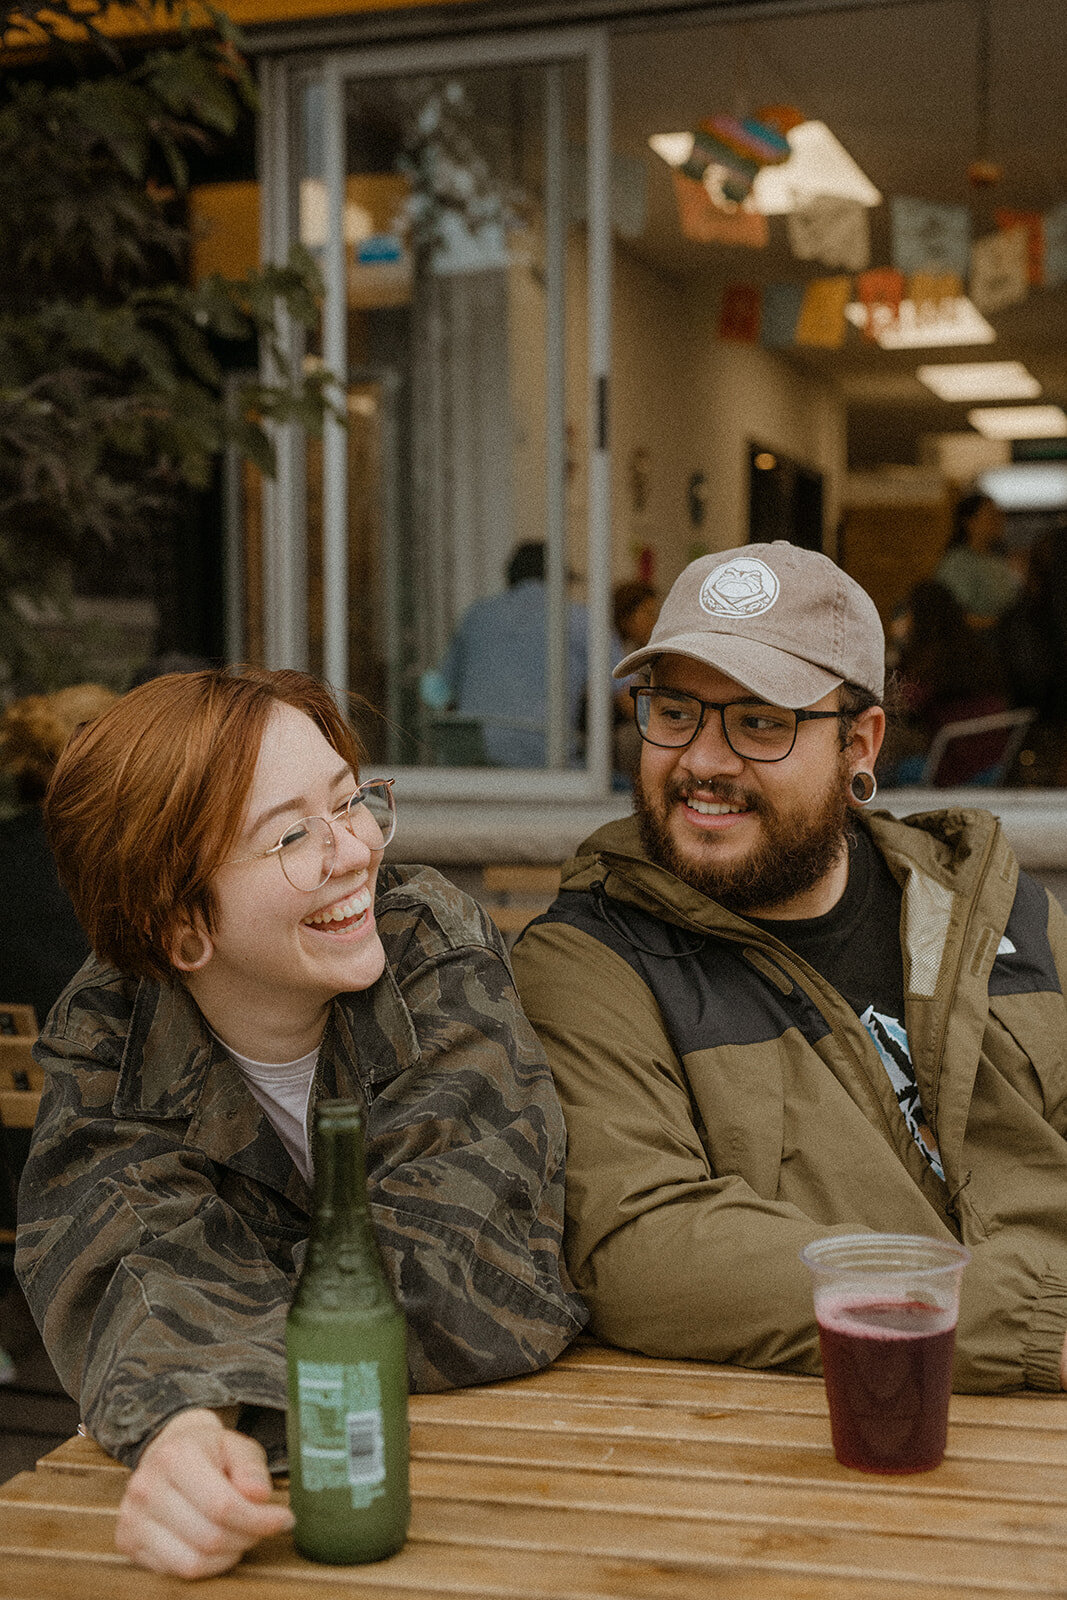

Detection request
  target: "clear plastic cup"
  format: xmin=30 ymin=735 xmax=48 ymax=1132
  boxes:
xmin=800 ymin=1233 xmax=970 ymax=1473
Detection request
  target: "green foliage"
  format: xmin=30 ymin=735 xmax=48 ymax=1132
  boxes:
xmin=0 ymin=0 xmax=331 ymax=688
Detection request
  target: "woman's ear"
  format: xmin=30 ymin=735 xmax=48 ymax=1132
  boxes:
xmin=169 ymin=918 xmax=214 ymax=973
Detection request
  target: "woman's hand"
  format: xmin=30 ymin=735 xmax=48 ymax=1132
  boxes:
xmin=115 ymin=1407 xmax=294 ymax=1578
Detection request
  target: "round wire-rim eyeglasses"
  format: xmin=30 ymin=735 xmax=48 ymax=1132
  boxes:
xmin=630 ymin=686 xmax=844 ymax=763
xmin=227 ymin=778 xmax=396 ymax=891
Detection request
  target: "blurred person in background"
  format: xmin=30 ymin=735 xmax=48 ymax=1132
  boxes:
xmin=881 ymin=580 xmax=1009 ymax=786
xmin=996 ymin=522 xmax=1067 ymax=784
xmin=611 ymin=580 xmax=661 ymax=781
xmin=613 ymin=580 xmax=660 ymax=654
xmin=935 ymin=491 xmax=1023 ymax=629
xmin=425 ymin=541 xmax=622 ymax=767
xmin=0 ymin=684 xmax=116 ymax=1024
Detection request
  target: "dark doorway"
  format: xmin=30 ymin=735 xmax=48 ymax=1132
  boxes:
xmin=748 ymin=444 xmax=824 ymax=552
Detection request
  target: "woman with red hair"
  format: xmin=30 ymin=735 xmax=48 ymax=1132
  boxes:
xmin=16 ymin=666 xmax=584 ymax=1578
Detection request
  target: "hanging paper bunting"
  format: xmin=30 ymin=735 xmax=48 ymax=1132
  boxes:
xmin=1045 ymin=201 xmax=1067 ymax=290
xmin=755 ymin=104 xmax=806 ymax=137
xmin=718 ymin=283 xmax=762 ymax=343
xmin=671 ymin=173 xmax=769 ymax=247
xmin=855 ymin=267 xmax=905 ymax=341
xmin=760 ymin=282 xmax=806 ymax=348
xmin=970 ymin=225 xmax=1028 ymax=313
xmin=787 ymin=196 xmax=871 ymax=272
xmin=908 ymin=271 xmax=963 ymax=320
xmin=994 ymin=208 xmax=1045 ymax=286
xmin=681 ymin=113 xmax=791 ymax=204
xmin=794 ymin=276 xmax=851 ymax=348
xmin=890 ymin=196 xmax=971 ymax=277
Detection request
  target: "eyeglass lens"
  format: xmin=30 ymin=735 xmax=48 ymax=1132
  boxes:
xmin=277 ymin=782 xmax=396 ymax=891
xmin=637 ymin=691 xmax=797 ymax=759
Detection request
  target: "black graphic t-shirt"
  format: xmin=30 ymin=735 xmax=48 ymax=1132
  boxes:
xmin=747 ymin=826 xmax=944 ymax=1180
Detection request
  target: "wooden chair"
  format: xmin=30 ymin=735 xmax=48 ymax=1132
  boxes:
xmin=921 ymin=706 xmax=1036 ymax=786
xmin=481 ymin=865 xmax=561 ymax=946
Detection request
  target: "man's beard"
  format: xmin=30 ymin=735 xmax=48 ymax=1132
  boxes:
xmin=634 ymin=758 xmax=854 ymax=917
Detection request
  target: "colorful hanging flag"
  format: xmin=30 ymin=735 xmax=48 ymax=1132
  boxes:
xmin=794 ymin=277 xmax=851 ymax=348
xmin=890 ymin=196 xmax=971 ymax=277
xmin=994 ymin=209 xmax=1045 ymax=286
xmin=755 ymin=104 xmax=806 ymax=137
xmin=788 ymin=196 xmax=871 ymax=271
xmin=970 ymin=226 xmax=1029 ymax=313
xmin=672 ymin=173 xmax=769 ymax=247
xmin=718 ymin=283 xmax=762 ymax=343
xmin=855 ymin=267 xmax=905 ymax=341
xmin=908 ymin=271 xmax=963 ymax=320
xmin=681 ymin=112 xmax=791 ymax=204
xmin=1045 ymin=200 xmax=1067 ymax=290
xmin=760 ymin=282 xmax=806 ymax=348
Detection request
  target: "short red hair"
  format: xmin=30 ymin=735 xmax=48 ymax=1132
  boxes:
xmin=45 ymin=667 xmax=364 ymax=983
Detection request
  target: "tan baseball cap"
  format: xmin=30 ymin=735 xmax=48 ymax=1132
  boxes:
xmin=613 ymin=541 xmax=884 ymax=707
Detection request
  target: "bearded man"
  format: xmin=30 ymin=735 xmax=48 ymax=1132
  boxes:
xmin=512 ymin=540 xmax=1067 ymax=1395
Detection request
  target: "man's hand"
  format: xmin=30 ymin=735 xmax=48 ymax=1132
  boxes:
xmin=115 ymin=1407 xmax=294 ymax=1578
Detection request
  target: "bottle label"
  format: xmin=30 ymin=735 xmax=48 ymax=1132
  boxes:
xmin=296 ymin=1360 xmax=387 ymax=1507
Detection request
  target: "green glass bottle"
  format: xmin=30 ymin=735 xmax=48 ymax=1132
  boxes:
xmin=286 ymin=1098 xmax=410 ymax=1564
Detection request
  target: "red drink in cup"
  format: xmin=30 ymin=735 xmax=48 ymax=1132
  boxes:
xmin=800 ymin=1235 xmax=969 ymax=1474
xmin=816 ymin=1295 xmax=957 ymax=1472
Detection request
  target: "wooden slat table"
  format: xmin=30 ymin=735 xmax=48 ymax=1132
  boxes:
xmin=1 ymin=1341 xmax=1066 ymax=1599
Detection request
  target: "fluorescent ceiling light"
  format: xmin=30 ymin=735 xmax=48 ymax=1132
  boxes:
xmin=844 ymin=298 xmax=995 ymax=349
xmin=648 ymin=120 xmax=880 ymax=214
xmin=753 ymin=122 xmax=881 ymax=213
xmin=648 ymin=132 xmax=695 ymax=169
xmin=917 ymin=362 xmax=1041 ymax=402
xmin=968 ymin=405 xmax=1067 ymax=440
xmin=978 ymin=463 xmax=1067 ymax=510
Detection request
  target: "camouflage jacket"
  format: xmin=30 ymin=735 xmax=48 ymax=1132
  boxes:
xmin=16 ymin=863 xmax=586 ymax=1468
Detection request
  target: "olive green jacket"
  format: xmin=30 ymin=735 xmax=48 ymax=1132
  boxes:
xmin=17 ymin=864 xmax=586 ymax=1467
xmin=512 ymin=809 xmax=1067 ymax=1393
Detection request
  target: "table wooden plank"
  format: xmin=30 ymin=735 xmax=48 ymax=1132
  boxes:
xmin=479 ymin=1359 xmax=1067 ymax=1432
xmin=8 ymin=1454 xmax=1067 ymax=1546
xmin=408 ymin=1390 xmax=1067 ymax=1466
xmin=0 ymin=1547 xmax=1032 ymax=1600
xmin=410 ymin=1415 xmax=1067 ymax=1502
xmin=3 ymin=1481 xmax=1067 ymax=1597
xmin=34 ymin=1436 xmax=126 ymax=1476
xmin=553 ymin=1347 xmax=1067 ymax=1428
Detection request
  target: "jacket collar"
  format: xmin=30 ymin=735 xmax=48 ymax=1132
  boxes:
xmin=561 ymin=806 xmax=1006 ymax=935
xmin=111 ymin=963 xmax=421 ymax=1195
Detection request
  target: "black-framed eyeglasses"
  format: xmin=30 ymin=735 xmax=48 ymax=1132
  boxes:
xmin=630 ymin=686 xmax=843 ymax=762
xmin=226 ymin=778 xmax=397 ymax=891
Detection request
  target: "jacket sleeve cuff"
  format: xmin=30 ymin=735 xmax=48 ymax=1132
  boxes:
xmin=1023 ymin=1273 xmax=1067 ymax=1391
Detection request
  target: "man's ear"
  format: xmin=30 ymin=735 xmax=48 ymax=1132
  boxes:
xmin=169 ymin=917 xmax=214 ymax=973
xmin=847 ymin=704 xmax=886 ymax=773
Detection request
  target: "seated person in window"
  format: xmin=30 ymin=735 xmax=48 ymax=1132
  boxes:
xmin=16 ymin=666 xmax=585 ymax=1578
xmin=425 ymin=541 xmax=622 ymax=767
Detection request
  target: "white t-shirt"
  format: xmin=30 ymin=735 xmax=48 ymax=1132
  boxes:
xmin=213 ymin=1034 xmax=318 ymax=1184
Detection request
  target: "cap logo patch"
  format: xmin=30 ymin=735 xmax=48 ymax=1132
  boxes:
xmin=699 ymin=556 xmax=780 ymax=619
